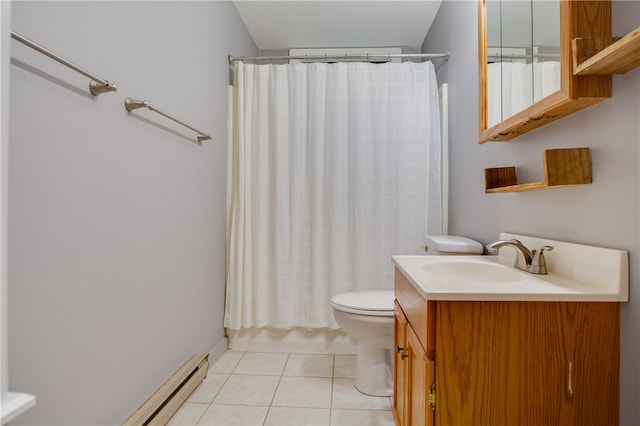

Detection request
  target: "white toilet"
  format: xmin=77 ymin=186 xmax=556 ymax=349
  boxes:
xmin=330 ymin=290 xmax=395 ymax=396
xmin=330 ymin=235 xmax=483 ymax=397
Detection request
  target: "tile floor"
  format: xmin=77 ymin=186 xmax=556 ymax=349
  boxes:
xmin=168 ymin=351 xmax=395 ymax=426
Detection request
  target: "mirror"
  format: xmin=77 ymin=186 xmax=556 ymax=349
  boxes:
xmin=479 ymin=0 xmax=612 ymax=143
xmin=485 ymin=0 xmax=560 ymax=128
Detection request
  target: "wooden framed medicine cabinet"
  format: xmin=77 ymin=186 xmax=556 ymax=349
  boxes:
xmin=478 ymin=0 xmax=613 ymax=143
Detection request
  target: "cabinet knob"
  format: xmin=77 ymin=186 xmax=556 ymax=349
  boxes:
xmin=400 ymin=352 xmax=409 ymax=360
xmin=396 ymin=345 xmax=404 ymax=353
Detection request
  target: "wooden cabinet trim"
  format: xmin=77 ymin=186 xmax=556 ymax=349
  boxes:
xmin=393 ymin=301 xmax=408 ymax=426
xmin=394 ymin=268 xmax=436 ymax=359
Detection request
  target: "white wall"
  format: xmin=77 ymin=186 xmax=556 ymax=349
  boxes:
xmin=423 ymin=1 xmax=639 ymax=424
xmin=8 ymin=2 xmax=256 ymax=424
xmin=1 ymin=0 xmax=11 ymax=403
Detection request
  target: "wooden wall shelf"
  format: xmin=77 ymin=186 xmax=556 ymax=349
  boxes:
xmin=484 ymin=148 xmax=592 ymax=193
xmin=573 ymin=27 xmax=640 ymax=75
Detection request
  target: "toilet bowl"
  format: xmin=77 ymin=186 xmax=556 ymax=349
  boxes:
xmin=330 ymin=236 xmax=483 ymax=397
xmin=330 ymin=290 xmax=395 ymax=397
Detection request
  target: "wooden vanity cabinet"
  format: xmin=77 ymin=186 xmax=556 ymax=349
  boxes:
xmin=393 ymin=302 xmax=409 ymax=426
xmin=393 ymin=267 xmax=620 ymax=426
xmin=394 ymin=300 xmax=436 ymax=426
xmin=394 ymin=269 xmax=436 ymax=426
xmin=407 ymin=325 xmax=435 ymax=426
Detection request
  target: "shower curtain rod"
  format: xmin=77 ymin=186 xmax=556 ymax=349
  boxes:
xmin=228 ymin=52 xmax=449 ymax=65
xmin=11 ymin=31 xmax=118 ymax=96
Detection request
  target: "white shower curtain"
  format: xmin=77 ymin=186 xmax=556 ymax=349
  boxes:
xmin=225 ymin=61 xmax=442 ymax=330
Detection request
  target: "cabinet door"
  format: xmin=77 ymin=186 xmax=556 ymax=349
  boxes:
xmin=435 ymin=301 xmax=619 ymax=426
xmin=393 ymin=302 xmax=408 ymax=426
xmin=407 ymin=324 xmax=435 ymax=426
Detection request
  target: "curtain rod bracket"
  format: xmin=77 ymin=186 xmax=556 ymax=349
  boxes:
xmin=89 ymin=80 xmax=118 ymax=96
xmin=124 ymin=98 xmax=148 ymax=112
xmin=197 ymin=134 xmax=212 ymax=143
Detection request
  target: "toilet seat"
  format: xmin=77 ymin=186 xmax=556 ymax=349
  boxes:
xmin=330 ymin=290 xmax=395 ymax=317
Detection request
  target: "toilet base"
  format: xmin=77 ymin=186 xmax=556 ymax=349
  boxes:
xmin=354 ymin=343 xmax=392 ymax=397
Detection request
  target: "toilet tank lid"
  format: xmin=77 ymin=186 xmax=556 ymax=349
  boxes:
xmin=426 ymin=235 xmax=484 ymax=254
xmin=331 ymin=290 xmax=395 ymax=311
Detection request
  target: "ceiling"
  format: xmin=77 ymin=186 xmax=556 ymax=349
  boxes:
xmin=232 ymin=1 xmax=443 ymax=51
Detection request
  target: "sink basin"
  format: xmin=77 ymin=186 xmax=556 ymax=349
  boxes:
xmin=393 ymin=239 xmax=628 ymax=302
xmin=422 ymin=259 xmax=525 ymax=283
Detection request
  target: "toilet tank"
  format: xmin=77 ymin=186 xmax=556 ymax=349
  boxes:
xmin=425 ymin=235 xmax=483 ymax=255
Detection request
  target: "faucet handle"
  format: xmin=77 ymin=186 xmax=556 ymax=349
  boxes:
xmin=530 ymin=245 xmax=554 ymax=275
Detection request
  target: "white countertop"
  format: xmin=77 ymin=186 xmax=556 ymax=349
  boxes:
xmin=392 ymin=233 xmax=629 ymax=302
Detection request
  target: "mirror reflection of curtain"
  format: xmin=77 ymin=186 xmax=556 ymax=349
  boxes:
xmin=225 ymin=61 xmax=443 ymax=330
xmin=487 ymin=61 xmax=560 ymax=128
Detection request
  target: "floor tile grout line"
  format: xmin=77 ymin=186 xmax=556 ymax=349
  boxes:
xmin=261 ymin=352 xmax=289 ymax=425
xmin=196 ymin=350 xmax=246 ymax=426
xmin=193 ymin=402 xmax=208 ymax=426
xmin=329 ymin=353 xmax=335 ymax=426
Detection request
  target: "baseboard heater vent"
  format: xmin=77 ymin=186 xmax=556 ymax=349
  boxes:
xmin=124 ymin=353 xmax=209 ymax=426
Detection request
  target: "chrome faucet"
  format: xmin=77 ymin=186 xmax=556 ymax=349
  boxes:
xmin=486 ymin=239 xmax=554 ymax=275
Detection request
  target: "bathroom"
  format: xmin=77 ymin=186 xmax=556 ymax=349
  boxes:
xmin=1 ymin=1 xmax=638 ymax=425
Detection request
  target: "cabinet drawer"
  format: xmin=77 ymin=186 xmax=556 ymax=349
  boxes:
xmin=394 ymin=267 xmax=436 ymax=359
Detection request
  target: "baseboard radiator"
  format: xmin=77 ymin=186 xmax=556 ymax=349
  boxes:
xmin=124 ymin=353 xmax=209 ymax=426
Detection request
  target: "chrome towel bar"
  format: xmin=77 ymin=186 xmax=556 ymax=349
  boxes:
xmin=124 ymin=98 xmax=212 ymax=143
xmin=11 ymin=31 xmax=117 ymax=96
